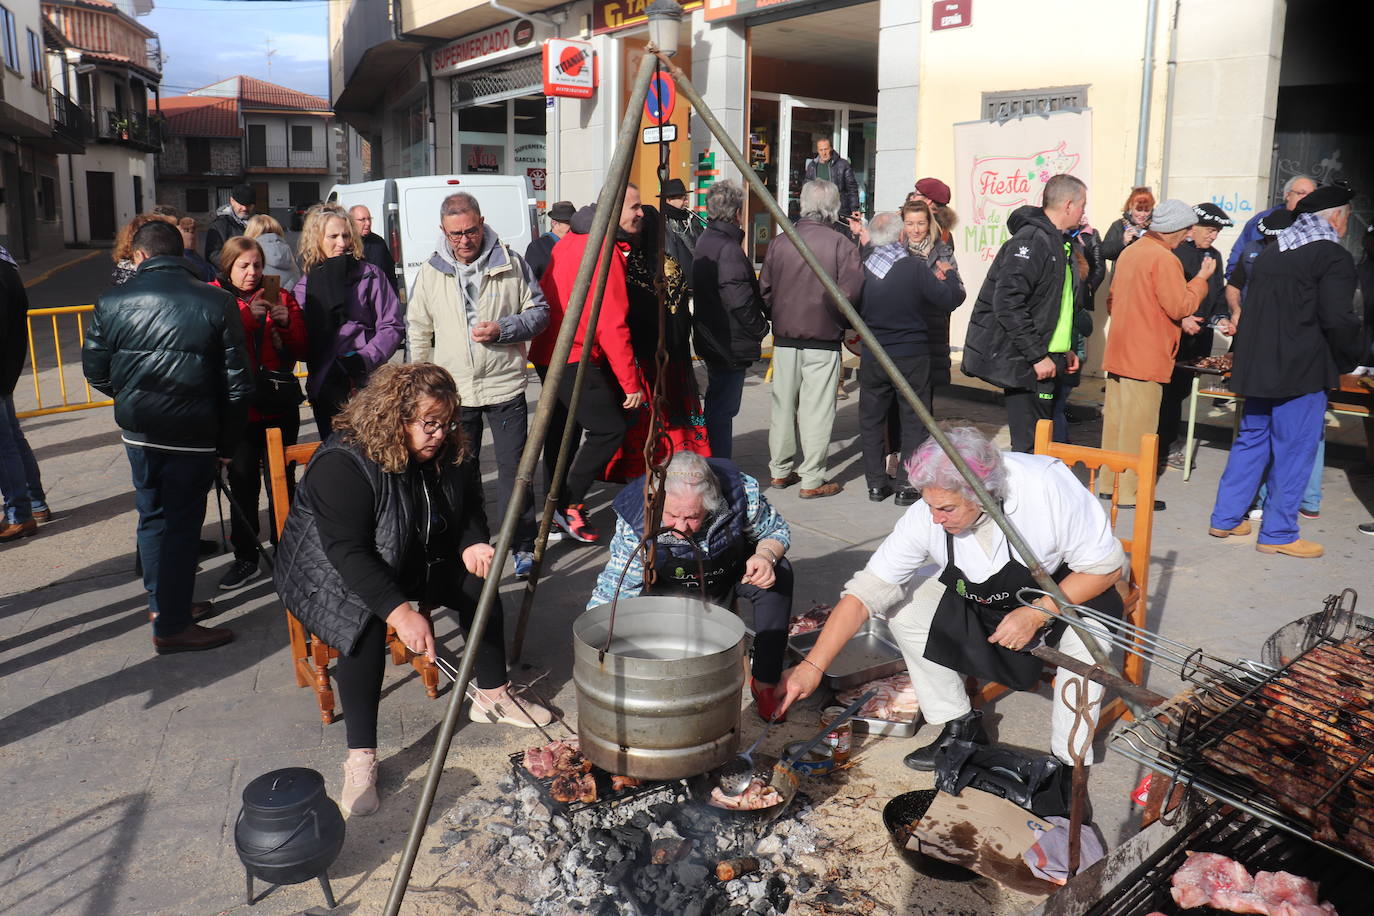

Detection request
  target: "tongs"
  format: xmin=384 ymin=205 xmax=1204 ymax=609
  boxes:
xmin=430 ymin=651 xmax=566 ymax=744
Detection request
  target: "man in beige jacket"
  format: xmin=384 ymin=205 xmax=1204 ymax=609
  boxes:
xmin=407 ymin=191 xmax=549 ymax=577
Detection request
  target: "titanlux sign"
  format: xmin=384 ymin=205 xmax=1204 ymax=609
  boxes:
xmin=432 ymin=19 xmax=546 ymax=77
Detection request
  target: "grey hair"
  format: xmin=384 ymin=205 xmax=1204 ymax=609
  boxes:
xmin=867 ymin=211 xmax=903 ymax=246
xmin=1283 ymin=175 xmax=1314 ymax=194
xmin=1317 ymin=204 xmax=1352 ymax=222
xmin=705 ymin=180 xmax=744 ymax=221
xmin=440 ymin=192 xmax=481 ymax=219
xmin=662 ymin=451 xmax=723 ymax=515
xmin=1042 ymin=174 xmax=1087 ymax=210
xmin=799 ymin=179 xmax=840 ymax=223
xmin=906 ymin=426 xmax=1008 ymax=504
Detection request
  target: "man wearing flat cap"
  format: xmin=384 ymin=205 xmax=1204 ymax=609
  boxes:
xmin=205 ymin=183 xmax=257 ymax=265
xmin=1208 ymin=184 xmax=1361 ymax=559
xmin=1156 ymin=202 xmax=1234 ymax=471
xmin=524 ymin=200 xmax=576 ymax=282
xmin=1096 ymin=199 xmax=1215 ymax=509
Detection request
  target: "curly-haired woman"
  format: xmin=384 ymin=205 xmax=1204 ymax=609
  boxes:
xmin=110 ymin=213 xmax=176 ymax=285
xmin=293 ymin=203 xmax=403 ymax=437
xmin=274 ymin=363 xmax=552 ymax=816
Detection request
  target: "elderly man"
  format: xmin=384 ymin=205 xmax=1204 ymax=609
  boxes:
xmin=1097 ymin=199 xmax=1214 ymax=509
xmin=805 ymin=139 xmax=861 ymax=219
xmin=1209 ymin=185 xmax=1360 ymax=558
xmin=962 ymin=174 xmax=1088 ymax=453
xmin=760 ymin=179 xmax=864 ymax=498
xmin=406 ymin=192 xmax=549 ymax=577
xmin=1225 ymin=175 xmax=1317 ymax=280
xmin=205 ymin=183 xmax=255 ymax=265
xmin=692 ymin=180 xmax=769 ymax=460
xmin=588 ymin=450 xmax=793 ymax=721
xmin=350 ymin=205 xmax=398 ymax=292
xmin=523 ymin=200 xmax=575 ymax=281
xmin=856 ymin=211 xmax=961 ymax=505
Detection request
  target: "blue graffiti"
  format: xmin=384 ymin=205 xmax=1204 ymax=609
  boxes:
xmin=1210 ymin=193 xmax=1254 ymax=214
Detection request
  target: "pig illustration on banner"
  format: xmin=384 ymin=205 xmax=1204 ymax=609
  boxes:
xmin=969 ymin=142 xmax=1081 ymax=221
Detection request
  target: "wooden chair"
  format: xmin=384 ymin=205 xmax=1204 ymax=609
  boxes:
xmin=266 ymin=427 xmax=440 ymax=725
xmin=969 ymin=419 xmax=1158 ymax=731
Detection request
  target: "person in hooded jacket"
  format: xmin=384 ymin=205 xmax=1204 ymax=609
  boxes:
xmin=406 ymin=192 xmax=549 ymax=579
xmin=961 ymin=174 xmax=1088 ymax=452
xmin=692 ymin=180 xmax=769 ymax=460
xmin=205 ymin=183 xmax=256 ymax=266
xmin=293 ymin=203 xmax=405 ymax=438
xmin=244 ymin=213 xmax=302 ymax=291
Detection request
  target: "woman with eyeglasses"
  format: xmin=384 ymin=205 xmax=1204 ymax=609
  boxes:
xmin=274 ymin=363 xmax=552 ymax=818
xmin=294 ymin=203 xmax=404 ymax=437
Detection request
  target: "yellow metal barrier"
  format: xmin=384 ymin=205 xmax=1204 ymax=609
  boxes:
xmin=18 ymin=305 xmax=113 ymax=419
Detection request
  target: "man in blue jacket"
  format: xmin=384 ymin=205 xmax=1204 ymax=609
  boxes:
xmin=84 ymin=220 xmax=255 ymax=653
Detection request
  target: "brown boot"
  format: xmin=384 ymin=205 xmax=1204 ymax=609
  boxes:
xmin=1256 ymin=539 xmax=1323 ymax=559
xmin=799 ymin=481 xmax=843 ymax=499
xmin=153 ymin=624 xmax=233 ymax=654
xmin=769 ymin=472 xmax=801 ymax=489
xmin=1207 ymin=520 xmax=1252 ymax=538
xmin=0 ymin=518 xmax=38 ymax=541
xmin=148 ymin=601 xmax=219 ymax=624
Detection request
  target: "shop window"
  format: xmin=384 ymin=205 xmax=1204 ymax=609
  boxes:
xmin=291 ymin=125 xmax=313 ymax=152
xmin=0 ymin=7 xmax=18 ymax=73
xmin=39 ymin=175 xmax=56 ymax=221
xmin=982 ymin=86 xmax=1087 ymax=121
xmin=185 ymin=188 xmax=210 ymax=213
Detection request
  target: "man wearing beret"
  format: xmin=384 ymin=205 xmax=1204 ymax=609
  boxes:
xmin=1097 ymin=199 xmax=1215 ymax=509
xmin=1156 ymin=202 xmax=1233 ymax=472
xmin=1208 ymin=185 xmax=1361 ymax=558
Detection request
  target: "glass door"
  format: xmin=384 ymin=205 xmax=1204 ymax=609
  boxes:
xmin=846 ymin=108 xmax=877 ymax=217
xmin=778 ymin=97 xmax=839 ymax=221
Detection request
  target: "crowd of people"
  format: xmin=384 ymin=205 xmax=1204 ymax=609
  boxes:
xmin=1 ymin=149 xmax=1369 ymax=820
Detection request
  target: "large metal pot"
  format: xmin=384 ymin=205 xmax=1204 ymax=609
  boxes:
xmin=573 ymin=595 xmax=745 ymax=780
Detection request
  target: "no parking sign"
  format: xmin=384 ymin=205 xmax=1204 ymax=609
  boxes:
xmin=645 ymin=74 xmax=675 ymax=122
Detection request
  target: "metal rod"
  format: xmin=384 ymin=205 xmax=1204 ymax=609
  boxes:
xmin=381 ymin=50 xmax=663 ymax=916
xmin=652 ymin=49 xmax=1134 ymax=711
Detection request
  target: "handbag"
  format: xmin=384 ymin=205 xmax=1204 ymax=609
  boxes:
xmin=253 ymin=319 xmax=305 ymax=414
xmin=934 ymin=738 xmax=1074 ymax=819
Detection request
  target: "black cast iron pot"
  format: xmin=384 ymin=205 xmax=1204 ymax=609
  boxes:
xmin=234 ymin=767 xmax=345 ymax=906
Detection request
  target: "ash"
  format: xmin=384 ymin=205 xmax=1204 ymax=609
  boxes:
xmin=441 ymin=774 xmax=824 ymax=915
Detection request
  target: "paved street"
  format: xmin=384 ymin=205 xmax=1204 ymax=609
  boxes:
xmin=3 ymin=308 xmax=1374 ymax=913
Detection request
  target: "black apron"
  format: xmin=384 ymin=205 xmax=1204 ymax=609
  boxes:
xmin=924 ymin=527 xmax=1121 ymax=691
xmin=647 ymin=532 xmax=748 ymax=607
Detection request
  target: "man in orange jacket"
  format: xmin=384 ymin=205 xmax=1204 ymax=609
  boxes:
xmin=1098 ymin=199 xmax=1214 ymax=509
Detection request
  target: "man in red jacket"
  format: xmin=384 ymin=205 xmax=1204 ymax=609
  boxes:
xmin=531 ymin=189 xmax=645 ymax=542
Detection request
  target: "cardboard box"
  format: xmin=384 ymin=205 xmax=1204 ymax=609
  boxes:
xmin=906 ymin=788 xmax=1058 ymax=897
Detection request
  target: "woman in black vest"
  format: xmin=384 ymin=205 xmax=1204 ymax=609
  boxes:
xmin=274 ymin=363 xmax=550 ymax=817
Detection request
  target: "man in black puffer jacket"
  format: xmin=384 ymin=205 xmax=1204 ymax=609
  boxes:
xmin=692 ymin=180 xmax=769 ymax=459
xmin=84 ymin=220 xmax=254 ymax=654
xmin=962 ymin=174 xmax=1087 ymax=452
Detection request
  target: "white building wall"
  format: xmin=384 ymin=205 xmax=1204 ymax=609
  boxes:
xmin=59 ymin=147 xmax=155 ymax=245
xmin=689 ymin=11 xmax=746 ymax=188
xmin=874 ymin=0 xmax=920 ymax=210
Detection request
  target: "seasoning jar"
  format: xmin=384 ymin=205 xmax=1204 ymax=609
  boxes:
xmin=821 ymin=705 xmax=853 ymax=765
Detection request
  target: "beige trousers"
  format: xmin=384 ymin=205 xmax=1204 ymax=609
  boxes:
xmin=1098 ymin=375 xmax=1162 ymax=504
xmin=768 ymin=346 xmax=841 ymax=489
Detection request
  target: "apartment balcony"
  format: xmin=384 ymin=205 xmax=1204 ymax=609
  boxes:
xmin=245 ymin=145 xmax=330 ymax=174
xmin=50 ymin=90 xmax=91 ymax=153
xmin=93 ymin=106 xmax=161 ymax=153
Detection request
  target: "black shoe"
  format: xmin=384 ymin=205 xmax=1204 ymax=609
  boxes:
xmin=1118 ymin=500 xmax=1166 ymax=511
xmin=868 ymin=486 xmax=893 ymax=502
xmin=894 ymin=487 xmax=920 ymax=507
xmin=219 ymin=558 xmax=260 ymax=590
xmin=903 ymin=710 xmax=988 ymax=772
xmin=200 ymin=538 xmax=221 ymax=557
xmin=1359 ymin=521 xmax=1374 ymax=536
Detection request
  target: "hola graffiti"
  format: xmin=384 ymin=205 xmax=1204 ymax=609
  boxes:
xmin=1209 ymin=192 xmax=1254 ymax=214
xmin=969 ymin=142 xmax=1081 ymax=221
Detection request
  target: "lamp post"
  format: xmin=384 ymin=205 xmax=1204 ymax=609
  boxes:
xmin=646 ymin=0 xmax=684 ymax=56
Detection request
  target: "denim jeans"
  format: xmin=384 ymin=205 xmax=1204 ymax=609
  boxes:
xmin=0 ymin=395 xmax=45 ymax=523
xmin=703 ymin=365 xmax=747 ymax=460
xmin=126 ymin=445 xmax=217 ymax=636
xmin=459 ymin=394 xmax=536 ymax=552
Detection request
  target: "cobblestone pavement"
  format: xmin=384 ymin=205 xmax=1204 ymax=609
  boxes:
xmin=3 ymin=357 xmax=1372 ymax=915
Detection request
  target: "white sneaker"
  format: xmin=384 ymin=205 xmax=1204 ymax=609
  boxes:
xmin=1248 ymin=507 xmax=1263 ymax=521
xmin=467 ymin=684 xmax=554 ymax=728
xmin=341 ymin=752 xmax=379 ymax=816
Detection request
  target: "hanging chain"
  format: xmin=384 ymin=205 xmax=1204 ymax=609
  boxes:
xmin=638 ymin=56 xmax=676 ymax=585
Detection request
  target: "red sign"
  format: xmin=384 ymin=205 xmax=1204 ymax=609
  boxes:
xmin=645 ymin=74 xmax=675 ymax=122
xmin=527 ymin=168 xmax=547 ymax=191
xmin=931 ymin=0 xmax=972 ymax=31
xmin=432 ymin=19 xmax=541 ymax=77
xmin=542 ymin=39 xmax=597 ymax=99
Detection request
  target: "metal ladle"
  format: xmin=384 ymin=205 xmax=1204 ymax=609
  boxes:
xmin=715 ymin=715 xmax=781 ymax=796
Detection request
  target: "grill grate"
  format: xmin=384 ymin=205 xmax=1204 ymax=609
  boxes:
xmin=1113 ymin=636 xmax=1374 ymax=870
xmin=509 ymin=749 xmax=681 ymax=818
xmin=1085 ymin=802 xmax=1364 ymax=915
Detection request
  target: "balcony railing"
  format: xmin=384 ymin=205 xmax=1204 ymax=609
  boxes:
xmin=51 ymin=91 xmax=91 ymax=145
xmin=94 ymin=106 xmax=161 ymax=150
xmin=246 ymin=145 xmax=328 ymax=170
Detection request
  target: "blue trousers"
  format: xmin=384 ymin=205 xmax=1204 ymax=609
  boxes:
xmin=1258 ymin=432 xmax=1324 ymax=514
xmin=1210 ymin=392 xmax=1325 ymax=545
xmin=703 ymin=365 xmax=747 ymax=460
xmin=126 ymin=445 xmax=216 ymax=636
xmin=0 ymin=395 xmax=45 ymax=523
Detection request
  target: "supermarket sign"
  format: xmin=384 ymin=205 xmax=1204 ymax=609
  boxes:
xmin=432 ymin=19 xmax=548 ymax=77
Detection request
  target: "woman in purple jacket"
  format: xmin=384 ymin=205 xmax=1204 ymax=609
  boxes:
xmin=294 ymin=204 xmax=404 ymax=437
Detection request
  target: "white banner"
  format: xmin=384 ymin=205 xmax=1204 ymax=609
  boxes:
xmin=950 ymin=111 xmax=1093 ymax=355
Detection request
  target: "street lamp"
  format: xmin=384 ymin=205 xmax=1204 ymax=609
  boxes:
xmin=646 ymin=0 xmax=684 ymax=57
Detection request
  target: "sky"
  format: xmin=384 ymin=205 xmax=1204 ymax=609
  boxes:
xmin=142 ymin=0 xmax=330 ymax=99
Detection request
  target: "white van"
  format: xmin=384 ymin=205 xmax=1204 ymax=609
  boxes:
xmin=328 ymin=174 xmax=538 ymax=299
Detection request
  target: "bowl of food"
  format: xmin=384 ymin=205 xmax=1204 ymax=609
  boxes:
xmin=687 ymin=754 xmax=798 ymax=824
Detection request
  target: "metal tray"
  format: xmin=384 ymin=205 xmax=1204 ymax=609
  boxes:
xmin=787 ymin=617 xmax=906 ymax=689
xmin=850 ymin=712 xmax=918 ymax=738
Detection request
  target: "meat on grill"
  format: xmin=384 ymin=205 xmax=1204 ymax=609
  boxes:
xmin=1169 ymin=853 xmax=1338 ymax=914
xmin=523 ymin=739 xmax=591 ymax=780
xmin=708 ymin=776 xmax=783 ymax=811
xmin=610 ymin=774 xmax=642 ymax=792
xmin=550 ymin=771 xmax=597 ymax=805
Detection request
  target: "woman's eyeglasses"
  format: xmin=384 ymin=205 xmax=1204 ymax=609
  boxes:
xmin=410 ymin=417 xmax=457 ymax=436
